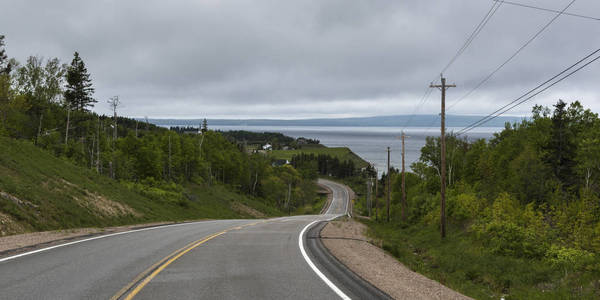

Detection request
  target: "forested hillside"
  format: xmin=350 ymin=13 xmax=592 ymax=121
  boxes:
xmin=0 ymin=36 xmax=321 ymax=234
xmin=364 ymin=100 xmax=600 ymax=298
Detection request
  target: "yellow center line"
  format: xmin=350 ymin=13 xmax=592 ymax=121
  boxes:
xmin=123 ymin=231 xmax=226 ymax=300
xmin=115 ymin=220 xmax=269 ymax=300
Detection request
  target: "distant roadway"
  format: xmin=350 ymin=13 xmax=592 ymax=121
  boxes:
xmin=0 ymin=179 xmax=388 ymax=299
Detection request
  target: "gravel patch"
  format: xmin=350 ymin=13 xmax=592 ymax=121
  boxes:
xmin=321 ymin=219 xmax=473 ymax=300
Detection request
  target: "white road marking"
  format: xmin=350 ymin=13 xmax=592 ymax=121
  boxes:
xmin=0 ymin=220 xmax=232 ymax=263
xmin=299 ymin=180 xmax=352 ymax=299
xmin=299 ymin=219 xmax=351 ymax=300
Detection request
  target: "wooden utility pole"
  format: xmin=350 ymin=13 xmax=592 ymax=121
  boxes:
xmin=366 ymin=178 xmax=372 ymax=218
xmin=108 ymin=96 xmax=119 ymax=145
xmin=430 ymin=76 xmax=456 ymax=238
xmin=374 ymin=168 xmax=378 ymax=221
xmin=387 ymin=146 xmax=391 ymax=222
xmin=198 ymin=123 xmax=205 ymax=159
xmin=401 ymin=131 xmax=407 ymax=222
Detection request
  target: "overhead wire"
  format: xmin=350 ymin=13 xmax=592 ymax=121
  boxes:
xmin=493 ymin=0 xmax=599 ymax=21
xmin=447 ymin=0 xmax=577 ymax=111
xmin=456 ymin=48 xmax=600 ymax=135
xmin=400 ymin=1 xmax=504 ymax=131
xmin=441 ymin=0 xmax=504 ymax=75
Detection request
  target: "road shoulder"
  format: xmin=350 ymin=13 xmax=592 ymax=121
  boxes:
xmin=0 ymin=221 xmax=183 ymax=258
xmin=321 ymin=218 xmax=473 ymax=300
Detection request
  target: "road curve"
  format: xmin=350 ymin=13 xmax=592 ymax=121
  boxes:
xmin=0 ymin=179 xmax=383 ymax=299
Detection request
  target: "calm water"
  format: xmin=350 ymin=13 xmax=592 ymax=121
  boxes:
xmin=208 ymin=125 xmax=502 ymax=174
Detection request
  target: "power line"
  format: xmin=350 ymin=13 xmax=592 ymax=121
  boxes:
xmin=494 ymin=0 xmax=599 ymax=21
xmin=457 ymin=48 xmax=600 ymax=135
xmin=441 ymin=1 xmax=504 ymax=74
xmin=401 ymin=1 xmax=503 ymax=130
xmin=447 ymin=0 xmax=577 ymax=111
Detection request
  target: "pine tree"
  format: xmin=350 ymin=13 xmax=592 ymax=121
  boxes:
xmin=0 ymin=35 xmax=10 ymax=75
xmin=201 ymin=118 xmax=208 ymax=133
xmin=64 ymin=52 xmax=95 ymax=111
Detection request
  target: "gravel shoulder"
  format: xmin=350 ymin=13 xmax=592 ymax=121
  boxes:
xmin=321 ymin=218 xmax=473 ymax=300
xmin=0 ymin=221 xmax=179 ymax=258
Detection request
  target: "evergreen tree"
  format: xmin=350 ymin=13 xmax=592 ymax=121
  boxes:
xmin=64 ymin=52 xmax=95 ymax=111
xmin=0 ymin=35 xmax=10 ymax=75
xmin=201 ymin=118 xmax=208 ymax=133
xmin=544 ymin=100 xmax=577 ymax=191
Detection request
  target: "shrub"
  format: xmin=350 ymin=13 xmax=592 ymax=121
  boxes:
xmin=545 ymin=245 xmax=594 ymax=276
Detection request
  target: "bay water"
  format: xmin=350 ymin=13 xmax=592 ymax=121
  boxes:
xmin=209 ymin=125 xmax=502 ymax=174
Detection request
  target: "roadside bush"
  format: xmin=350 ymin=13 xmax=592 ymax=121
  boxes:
xmin=448 ymin=192 xmax=482 ymax=222
xmin=473 ymin=193 xmax=548 ymax=258
xmin=545 ymin=245 xmax=594 ymax=276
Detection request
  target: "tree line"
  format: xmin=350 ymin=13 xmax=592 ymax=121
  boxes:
xmin=0 ymin=35 xmax=319 ymax=213
xmin=290 ymin=153 xmax=359 ymax=179
xmin=383 ymin=100 xmax=600 ymax=269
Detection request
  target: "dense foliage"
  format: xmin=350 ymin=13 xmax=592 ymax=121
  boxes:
xmin=365 ymin=100 xmax=600 ymax=298
xmin=290 ymin=153 xmax=360 ymax=179
xmin=0 ymin=38 xmax=320 ymax=218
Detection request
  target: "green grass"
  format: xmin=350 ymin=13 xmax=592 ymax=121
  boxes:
xmin=0 ymin=137 xmax=282 ymax=236
xmin=270 ymin=146 xmax=369 ymax=168
xmin=363 ymin=221 xmax=600 ymax=299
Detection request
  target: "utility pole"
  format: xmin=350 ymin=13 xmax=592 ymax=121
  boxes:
xmin=374 ymin=167 xmax=378 ymax=221
xmin=387 ymin=146 xmax=391 ymax=223
xmin=430 ymin=76 xmax=456 ymax=238
xmin=366 ymin=178 xmax=372 ymax=218
xmin=198 ymin=123 xmax=205 ymax=159
xmin=108 ymin=96 xmax=119 ymax=145
xmin=401 ymin=131 xmax=407 ymax=222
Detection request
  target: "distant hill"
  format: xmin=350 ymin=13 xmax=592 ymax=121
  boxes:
xmin=144 ymin=114 xmax=527 ymax=128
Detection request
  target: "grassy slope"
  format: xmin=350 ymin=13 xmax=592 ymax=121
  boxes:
xmin=0 ymin=137 xmax=280 ymax=236
xmin=363 ymin=221 xmax=598 ymax=300
xmin=270 ymin=146 xmax=369 ymax=169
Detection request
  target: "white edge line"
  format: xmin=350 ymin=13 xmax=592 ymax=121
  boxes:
xmin=299 ymin=218 xmax=351 ymax=300
xmin=0 ymin=220 xmax=225 ymax=263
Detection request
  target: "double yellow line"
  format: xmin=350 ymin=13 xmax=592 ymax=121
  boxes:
xmin=112 ymin=221 xmax=263 ymax=300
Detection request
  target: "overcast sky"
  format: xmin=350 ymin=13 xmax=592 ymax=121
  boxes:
xmin=2 ymin=0 xmax=599 ymax=119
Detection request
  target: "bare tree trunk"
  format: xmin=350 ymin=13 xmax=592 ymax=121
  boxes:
xmin=36 ymin=113 xmax=43 ymax=145
xmin=252 ymin=172 xmax=258 ymax=195
xmin=90 ymin=136 xmax=95 ymax=169
xmin=65 ymin=108 xmax=70 ymax=147
xmin=96 ymin=116 xmax=100 ymax=173
xmin=287 ymin=183 xmax=292 ymax=216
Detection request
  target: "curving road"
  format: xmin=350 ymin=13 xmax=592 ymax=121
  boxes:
xmin=0 ymin=179 xmax=385 ymax=299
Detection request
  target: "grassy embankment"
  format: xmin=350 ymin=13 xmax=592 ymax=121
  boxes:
xmin=270 ymin=145 xmax=370 ymax=169
xmin=359 ymin=220 xmax=599 ymax=299
xmin=0 ymin=137 xmax=281 ymax=236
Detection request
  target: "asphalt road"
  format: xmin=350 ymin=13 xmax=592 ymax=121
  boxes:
xmin=0 ymin=179 xmax=384 ymax=299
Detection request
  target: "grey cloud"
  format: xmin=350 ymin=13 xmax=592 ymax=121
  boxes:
xmin=1 ymin=0 xmax=599 ymax=118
